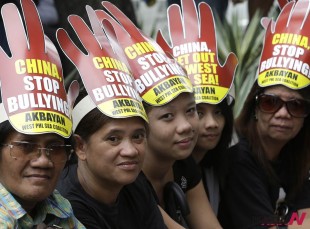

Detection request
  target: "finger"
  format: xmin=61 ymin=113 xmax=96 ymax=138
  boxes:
xmin=45 ymin=35 xmax=62 ymax=75
xmin=56 ymin=28 xmax=85 ymax=65
xmin=68 ymin=15 xmax=101 ymax=54
xmin=220 ymin=52 xmax=238 ymax=87
xmin=156 ymin=30 xmax=173 ymax=55
xmin=274 ymin=1 xmax=295 ymax=32
xmin=86 ymin=6 xmax=109 ymax=48
xmin=101 ymin=1 xmax=142 ymax=38
xmin=168 ymin=4 xmax=184 ymax=46
xmin=277 ymin=0 xmax=289 ymax=9
xmin=95 ymin=10 xmax=130 ymax=44
xmin=288 ymin=0 xmax=310 ymax=30
xmin=182 ymin=0 xmax=199 ymax=40
xmin=200 ymin=3 xmax=216 ymax=49
xmin=1 ymin=3 xmax=28 ymax=56
xmin=261 ymin=17 xmax=273 ymax=30
xmin=67 ymin=80 xmax=80 ymax=110
xmin=102 ymin=19 xmax=130 ymax=67
xmin=223 ymin=52 xmax=238 ymax=71
xmin=21 ymin=0 xmax=45 ymax=52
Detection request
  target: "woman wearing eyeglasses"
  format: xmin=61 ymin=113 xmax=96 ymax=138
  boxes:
xmin=219 ymin=2 xmax=310 ymax=228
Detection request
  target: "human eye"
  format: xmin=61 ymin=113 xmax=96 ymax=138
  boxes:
xmin=214 ymin=109 xmax=223 ymax=116
xmin=132 ymin=131 xmax=146 ymax=143
xmin=106 ymin=135 xmax=121 ymax=144
xmin=13 ymin=141 xmax=37 ymax=153
xmin=187 ymin=106 xmax=197 ymax=116
xmin=160 ymin=113 xmax=174 ymax=121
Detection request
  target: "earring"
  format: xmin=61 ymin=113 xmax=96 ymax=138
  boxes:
xmin=254 ymin=113 xmax=258 ymax=121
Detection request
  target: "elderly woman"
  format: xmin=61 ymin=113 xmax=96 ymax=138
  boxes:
xmin=220 ymin=1 xmax=310 ymax=228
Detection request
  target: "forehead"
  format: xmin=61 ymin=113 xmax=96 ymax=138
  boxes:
xmin=100 ymin=117 xmax=146 ymax=130
xmin=197 ymin=103 xmax=219 ymax=110
xmin=263 ymin=85 xmax=303 ymax=99
xmin=6 ymin=131 xmax=64 ymax=142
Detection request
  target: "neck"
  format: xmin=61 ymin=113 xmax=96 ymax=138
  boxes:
xmin=192 ymin=147 xmax=207 ymax=163
xmin=142 ymin=150 xmax=174 ymax=206
xmin=259 ymin=135 xmax=285 ymax=161
xmin=77 ymin=162 xmax=121 ymax=205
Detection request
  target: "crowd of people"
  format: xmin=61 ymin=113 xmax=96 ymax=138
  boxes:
xmin=0 ymin=0 xmax=310 ymax=228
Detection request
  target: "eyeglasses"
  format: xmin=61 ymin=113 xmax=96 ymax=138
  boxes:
xmin=256 ymin=94 xmax=310 ymax=118
xmin=1 ymin=141 xmax=72 ymax=164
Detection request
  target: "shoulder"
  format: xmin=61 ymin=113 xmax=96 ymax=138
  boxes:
xmin=173 ymin=155 xmax=201 ymax=192
xmin=0 ymin=183 xmax=26 ymax=223
xmin=227 ymin=138 xmax=258 ymax=166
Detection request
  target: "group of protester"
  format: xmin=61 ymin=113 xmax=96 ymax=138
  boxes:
xmin=0 ymin=0 xmax=310 ymax=228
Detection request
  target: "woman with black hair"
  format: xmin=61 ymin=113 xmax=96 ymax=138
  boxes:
xmin=220 ymin=1 xmax=310 ymax=228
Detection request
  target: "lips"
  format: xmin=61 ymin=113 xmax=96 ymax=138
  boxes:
xmin=175 ymin=137 xmax=194 ymax=149
xmin=200 ymin=132 xmax=220 ymax=139
xmin=117 ymin=161 xmax=139 ymax=170
xmin=270 ymin=125 xmax=291 ymax=131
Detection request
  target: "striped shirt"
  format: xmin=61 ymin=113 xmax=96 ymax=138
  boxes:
xmin=0 ymin=183 xmax=85 ymax=228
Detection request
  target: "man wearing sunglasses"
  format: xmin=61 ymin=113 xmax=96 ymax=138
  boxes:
xmin=219 ymin=1 xmax=310 ymax=229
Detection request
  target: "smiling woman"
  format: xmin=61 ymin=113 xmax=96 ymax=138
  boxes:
xmin=54 ymin=4 xmax=168 ymax=227
xmin=57 ymin=93 xmax=167 ymax=228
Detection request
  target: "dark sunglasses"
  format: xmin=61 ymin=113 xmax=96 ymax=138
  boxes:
xmin=255 ymin=94 xmax=310 ymax=118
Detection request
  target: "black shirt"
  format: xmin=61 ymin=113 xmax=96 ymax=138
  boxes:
xmin=57 ymin=164 xmax=167 ymax=229
xmin=219 ymin=138 xmax=310 ymax=229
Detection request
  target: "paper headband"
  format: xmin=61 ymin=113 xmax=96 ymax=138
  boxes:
xmin=94 ymin=1 xmax=193 ymax=106
xmin=156 ymin=0 xmax=238 ymax=105
xmin=57 ymin=6 xmax=148 ymax=129
xmin=258 ymin=0 xmax=310 ymax=90
xmin=0 ymin=0 xmax=78 ymax=138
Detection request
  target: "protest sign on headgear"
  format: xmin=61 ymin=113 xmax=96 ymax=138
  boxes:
xmin=57 ymin=6 xmax=147 ymax=130
xmin=258 ymin=0 xmax=310 ymax=90
xmin=156 ymin=0 xmax=238 ymax=105
xmin=0 ymin=0 xmax=78 ymax=138
xmin=94 ymin=1 xmax=193 ymax=106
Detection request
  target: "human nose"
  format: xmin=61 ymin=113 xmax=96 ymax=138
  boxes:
xmin=274 ymin=103 xmax=292 ymax=118
xmin=31 ymin=148 xmax=53 ymax=166
xmin=176 ymin=115 xmax=195 ymax=134
xmin=120 ymin=140 xmax=139 ymax=157
xmin=204 ymin=113 xmax=219 ymax=129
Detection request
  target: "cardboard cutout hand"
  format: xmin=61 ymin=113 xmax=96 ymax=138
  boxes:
xmin=57 ymin=6 xmax=147 ymax=120
xmin=258 ymin=0 xmax=310 ymax=89
xmin=0 ymin=0 xmax=77 ymax=137
xmin=156 ymin=0 xmax=238 ymax=104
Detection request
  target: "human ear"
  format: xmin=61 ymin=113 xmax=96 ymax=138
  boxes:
xmin=73 ymin=134 xmax=87 ymax=161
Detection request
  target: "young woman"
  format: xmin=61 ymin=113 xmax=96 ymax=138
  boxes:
xmin=142 ymin=92 xmax=223 ymax=229
xmin=0 ymin=0 xmax=83 ymax=228
xmin=192 ymin=98 xmax=234 ymax=215
xmin=156 ymin=0 xmax=237 ymax=218
xmin=220 ymin=1 xmax=310 ymax=228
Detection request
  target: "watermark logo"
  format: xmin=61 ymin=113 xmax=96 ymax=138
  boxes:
xmin=260 ymin=212 xmax=306 ymax=226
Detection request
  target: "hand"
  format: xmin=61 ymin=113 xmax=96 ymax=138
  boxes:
xmin=156 ymin=0 xmax=238 ymax=104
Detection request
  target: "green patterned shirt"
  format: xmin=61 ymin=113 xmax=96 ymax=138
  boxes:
xmin=0 ymin=183 xmax=85 ymax=228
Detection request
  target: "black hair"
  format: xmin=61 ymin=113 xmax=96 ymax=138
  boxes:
xmin=235 ymin=82 xmax=310 ymax=200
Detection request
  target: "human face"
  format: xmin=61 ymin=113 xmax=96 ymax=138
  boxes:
xmin=0 ymin=131 xmax=67 ymax=210
xmin=77 ymin=117 xmax=146 ymax=188
xmin=256 ymin=85 xmax=305 ymax=146
xmin=146 ymin=93 xmax=198 ymax=161
xmin=195 ymin=103 xmax=225 ymax=153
